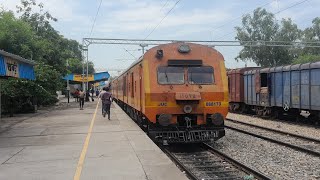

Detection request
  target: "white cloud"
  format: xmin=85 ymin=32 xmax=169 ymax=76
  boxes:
xmin=94 ymin=1 xmax=230 ymax=38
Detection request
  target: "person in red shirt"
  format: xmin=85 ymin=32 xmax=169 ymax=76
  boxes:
xmin=74 ymin=89 xmax=80 ymax=102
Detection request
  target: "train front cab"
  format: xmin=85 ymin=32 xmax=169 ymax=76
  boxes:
xmin=142 ymin=43 xmax=228 ymax=144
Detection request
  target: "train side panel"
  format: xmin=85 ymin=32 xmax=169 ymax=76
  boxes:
xmin=311 ymin=68 xmax=320 ymax=110
xmin=291 ymin=70 xmax=300 ymax=109
xmin=238 ymin=61 xmax=320 ymax=120
xmin=228 ymin=67 xmax=260 ymax=111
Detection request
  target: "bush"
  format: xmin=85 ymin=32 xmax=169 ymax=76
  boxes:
xmin=1 ymin=78 xmax=58 ymax=115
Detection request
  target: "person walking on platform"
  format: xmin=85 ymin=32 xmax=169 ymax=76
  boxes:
xmin=96 ymin=89 xmax=100 ymax=97
xmin=75 ymin=89 xmax=80 ymax=102
xmin=99 ymin=87 xmax=112 ymax=120
xmin=90 ymin=87 xmax=95 ymax=102
xmin=85 ymin=90 xmax=90 ymax=102
xmin=79 ymin=89 xmax=85 ymax=110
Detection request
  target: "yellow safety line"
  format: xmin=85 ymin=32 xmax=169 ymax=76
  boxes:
xmin=73 ymin=99 xmax=100 ymax=180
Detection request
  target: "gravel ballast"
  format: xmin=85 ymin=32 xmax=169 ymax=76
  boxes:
xmin=227 ymin=113 xmax=320 ymax=141
xmin=211 ymin=129 xmax=320 ymax=180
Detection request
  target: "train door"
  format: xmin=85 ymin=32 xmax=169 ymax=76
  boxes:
xmin=259 ymin=73 xmax=270 ymax=106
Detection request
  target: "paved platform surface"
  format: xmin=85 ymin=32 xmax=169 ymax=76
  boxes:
xmin=0 ymin=99 xmax=187 ymax=180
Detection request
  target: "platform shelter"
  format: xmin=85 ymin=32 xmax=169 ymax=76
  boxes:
xmin=0 ymin=50 xmax=36 ymax=119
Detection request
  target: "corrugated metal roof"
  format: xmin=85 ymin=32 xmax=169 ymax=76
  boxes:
xmin=0 ymin=50 xmax=36 ymax=65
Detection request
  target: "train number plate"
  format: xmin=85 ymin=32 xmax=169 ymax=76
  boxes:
xmin=175 ymin=92 xmax=201 ymax=100
xmin=205 ymin=101 xmax=221 ymax=107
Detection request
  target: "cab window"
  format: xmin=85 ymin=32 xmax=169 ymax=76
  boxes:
xmin=188 ymin=67 xmax=214 ymax=84
xmin=157 ymin=66 xmax=184 ymax=84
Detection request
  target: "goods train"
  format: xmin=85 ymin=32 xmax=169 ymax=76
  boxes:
xmin=228 ymin=62 xmax=320 ymax=123
xmin=111 ymin=43 xmax=229 ymax=143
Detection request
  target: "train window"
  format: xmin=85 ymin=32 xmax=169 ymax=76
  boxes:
xmin=188 ymin=67 xmax=214 ymax=84
xmin=157 ymin=66 xmax=184 ymax=84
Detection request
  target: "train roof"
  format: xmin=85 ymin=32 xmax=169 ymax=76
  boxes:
xmin=113 ymin=42 xmax=222 ymax=80
xmin=227 ymin=67 xmax=260 ymax=75
xmin=244 ymin=61 xmax=320 ymax=75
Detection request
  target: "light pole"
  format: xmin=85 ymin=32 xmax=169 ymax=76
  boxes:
xmin=86 ymin=49 xmax=89 ymax=92
xmin=82 ymin=46 xmax=88 ymax=91
xmin=66 ymin=59 xmax=70 ymax=104
xmin=140 ymin=44 xmax=148 ymax=54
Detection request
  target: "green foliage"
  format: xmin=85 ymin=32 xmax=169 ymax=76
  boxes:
xmin=302 ymin=17 xmax=320 ymax=55
xmin=0 ymin=11 xmax=35 ymax=59
xmin=35 ymin=62 xmax=63 ymax=95
xmin=67 ymin=58 xmax=95 ymax=75
xmin=235 ymin=8 xmax=301 ymax=67
xmin=292 ymin=54 xmax=320 ymax=64
xmin=235 ymin=8 xmax=320 ymax=67
xmin=0 ymin=1 xmax=95 ymax=75
xmin=1 ymin=78 xmax=58 ymax=114
xmin=0 ymin=0 xmax=96 ymax=114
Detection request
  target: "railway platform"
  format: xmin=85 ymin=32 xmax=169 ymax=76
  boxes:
xmin=0 ymin=99 xmax=187 ymax=180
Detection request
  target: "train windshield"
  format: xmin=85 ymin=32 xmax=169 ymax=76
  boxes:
xmin=188 ymin=67 xmax=214 ymax=84
xmin=158 ymin=66 xmax=184 ymax=84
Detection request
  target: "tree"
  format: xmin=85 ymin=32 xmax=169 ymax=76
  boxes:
xmin=1 ymin=78 xmax=58 ymax=115
xmin=67 ymin=58 xmax=95 ymax=75
xmin=292 ymin=54 xmax=320 ymax=64
xmin=0 ymin=1 xmax=97 ymax=114
xmin=235 ymin=8 xmax=301 ymax=67
xmin=16 ymin=0 xmax=57 ymax=36
xmin=34 ymin=62 xmax=63 ymax=95
xmin=16 ymin=0 xmax=94 ymax=75
xmin=302 ymin=17 xmax=320 ymax=55
xmin=0 ymin=11 xmax=35 ymax=59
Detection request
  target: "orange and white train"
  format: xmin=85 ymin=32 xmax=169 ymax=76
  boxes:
xmin=111 ymin=42 xmax=228 ymax=143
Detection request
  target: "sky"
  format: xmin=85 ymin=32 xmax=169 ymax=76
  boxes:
xmin=1 ymin=0 xmax=319 ymax=76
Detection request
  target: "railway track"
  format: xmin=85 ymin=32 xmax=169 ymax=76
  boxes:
xmin=229 ymin=112 xmax=320 ymax=129
xmin=163 ymin=143 xmax=271 ymax=180
xmin=226 ymin=118 xmax=320 ymax=157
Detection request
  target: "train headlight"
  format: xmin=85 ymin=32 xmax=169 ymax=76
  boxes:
xmin=178 ymin=44 xmax=191 ymax=53
xmin=210 ymin=113 xmax=224 ymax=126
xmin=183 ymin=105 xmax=192 ymax=114
xmin=158 ymin=114 xmax=172 ymax=126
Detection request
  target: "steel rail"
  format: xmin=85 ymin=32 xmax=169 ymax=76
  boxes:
xmin=162 ymin=148 xmax=199 ymax=180
xmin=162 ymin=144 xmax=271 ymax=180
xmin=226 ymin=118 xmax=320 ymax=143
xmin=202 ymin=143 xmax=272 ymax=180
xmin=225 ymin=125 xmax=320 ymax=157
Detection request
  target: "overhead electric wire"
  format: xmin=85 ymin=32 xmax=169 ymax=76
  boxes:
xmin=159 ymin=0 xmax=171 ymax=12
xmin=89 ymin=0 xmax=103 ymax=38
xmin=142 ymin=0 xmax=171 ymax=35
xmin=144 ymin=0 xmax=182 ymax=39
xmin=123 ymin=48 xmax=137 ymax=59
xmin=274 ymin=0 xmax=309 ymax=15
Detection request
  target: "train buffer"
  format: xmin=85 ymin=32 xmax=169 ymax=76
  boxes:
xmin=0 ymin=100 xmax=187 ymax=180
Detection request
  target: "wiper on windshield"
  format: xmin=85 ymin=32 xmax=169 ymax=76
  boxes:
xmin=165 ymin=70 xmax=169 ymax=83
